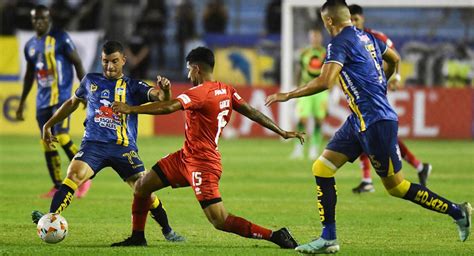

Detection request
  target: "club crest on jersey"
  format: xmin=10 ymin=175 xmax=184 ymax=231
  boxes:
xmin=90 ymin=84 xmax=98 ymax=92
xmin=100 ymin=89 xmax=109 ymax=97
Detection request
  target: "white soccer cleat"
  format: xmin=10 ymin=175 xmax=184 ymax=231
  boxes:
xmin=295 ymin=237 xmax=340 ymax=254
xmin=308 ymin=145 xmax=319 ymax=160
xmin=290 ymin=144 xmax=304 ymax=160
xmin=455 ymin=202 xmax=472 ymax=242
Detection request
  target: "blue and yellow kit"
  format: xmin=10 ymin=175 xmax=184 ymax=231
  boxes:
xmin=324 ymin=25 xmax=398 ymax=132
xmin=325 ymin=26 xmax=401 ymax=176
xmin=73 ymin=73 xmax=153 ymax=180
xmin=75 ymin=73 xmax=153 ymax=147
xmin=24 ymin=27 xmax=77 ymax=110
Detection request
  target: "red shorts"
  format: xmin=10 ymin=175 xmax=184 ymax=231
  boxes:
xmin=153 ymin=149 xmax=222 ymax=203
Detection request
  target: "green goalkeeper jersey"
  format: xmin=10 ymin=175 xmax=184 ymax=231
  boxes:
xmin=299 ymin=46 xmax=326 ymax=85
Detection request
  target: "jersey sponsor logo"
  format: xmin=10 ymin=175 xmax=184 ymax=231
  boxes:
xmin=28 ymin=47 xmax=35 ymax=58
xmin=233 ymin=92 xmax=242 ymax=100
xmin=94 ymin=99 xmax=121 ymax=130
xmin=100 ymin=89 xmax=109 ymax=98
xmin=219 ymin=100 xmax=230 ymax=109
xmin=214 ymin=89 xmax=227 ymax=96
xmin=115 ymin=87 xmax=125 ymax=96
xmin=341 ymin=71 xmax=360 ymax=100
xmin=357 ymin=34 xmax=371 ymax=43
xmin=177 ymin=94 xmax=191 ymax=104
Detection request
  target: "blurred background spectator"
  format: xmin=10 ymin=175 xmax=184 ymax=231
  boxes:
xmin=203 ymin=0 xmax=228 ymax=34
xmin=0 ymin=0 xmax=472 ymax=87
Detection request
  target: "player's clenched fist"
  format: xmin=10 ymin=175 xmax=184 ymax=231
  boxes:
xmin=157 ymin=75 xmax=171 ymax=91
xmin=112 ymin=102 xmax=132 ymax=114
xmin=42 ymin=125 xmax=58 ymax=149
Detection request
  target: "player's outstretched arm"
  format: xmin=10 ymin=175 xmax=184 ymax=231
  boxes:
xmin=382 ymin=47 xmax=400 ymax=83
xmin=67 ymin=49 xmax=86 ymax=80
xmin=42 ymin=96 xmax=82 ymax=148
xmin=234 ymin=102 xmax=305 ymax=144
xmin=265 ymin=63 xmax=341 ymax=106
xmin=112 ymin=99 xmax=183 ymax=115
xmin=16 ymin=62 xmax=35 ymax=121
xmin=149 ymin=76 xmax=172 ymax=102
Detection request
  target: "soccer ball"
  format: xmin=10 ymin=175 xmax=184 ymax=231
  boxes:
xmin=36 ymin=213 xmax=68 ymax=244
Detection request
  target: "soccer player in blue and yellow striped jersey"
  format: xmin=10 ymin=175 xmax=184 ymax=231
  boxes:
xmin=31 ymin=41 xmax=184 ymax=243
xmin=266 ymin=0 xmax=471 ymax=253
xmin=16 ymin=5 xmax=90 ymax=198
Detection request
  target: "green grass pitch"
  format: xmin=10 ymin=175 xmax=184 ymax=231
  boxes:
xmin=0 ymin=135 xmax=473 ymax=255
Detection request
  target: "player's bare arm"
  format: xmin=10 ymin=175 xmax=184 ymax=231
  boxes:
xmin=42 ymin=96 xmax=83 ymax=148
xmin=382 ymin=47 xmax=400 ymax=82
xmin=233 ymin=102 xmax=305 ymax=144
xmin=386 ymin=48 xmax=402 ymax=90
xmin=148 ymin=75 xmax=172 ymax=102
xmin=112 ymin=99 xmax=183 ymax=115
xmin=16 ymin=62 xmax=35 ymax=121
xmin=265 ymin=62 xmax=341 ymax=106
xmin=66 ymin=49 xmax=86 ymax=80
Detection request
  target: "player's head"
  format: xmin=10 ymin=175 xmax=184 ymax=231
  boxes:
xmin=185 ymin=47 xmax=215 ymax=86
xmin=30 ymin=5 xmax=51 ymax=36
xmin=309 ymin=27 xmax=323 ymax=47
xmin=348 ymin=4 xmax=365 ymax=30
xmin=320 ymin=0 xmax=352 ymax=37
xmin=101 ymin=41 xmax=126 ymax=79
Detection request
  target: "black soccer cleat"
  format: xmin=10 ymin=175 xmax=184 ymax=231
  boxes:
xmin=111 ymin=235 xmax=148 ymax=247
xmin=352 ymin=181 xmax=375 ymax=194
xmin=32 ymin=210 xmax=44 ymax=224
xmin=418 ymin=163 xmax=432 ymax=187
xmin=270 ymin=227 xmax=298 ymax=249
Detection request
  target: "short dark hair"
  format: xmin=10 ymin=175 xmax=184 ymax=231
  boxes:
xmin=186 ymin=47 xmax=215 ymax=70
xmin=31 ymin=5 xmax=50 ymax=16
xmin=348 ymin=4 xmax=363 ymax=15
xmin=102 ymin=41 xmax=124 ymax=55
xmin=321 ymin=0 xmax=348 ymax=12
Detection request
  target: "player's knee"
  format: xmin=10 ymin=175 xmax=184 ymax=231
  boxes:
xmin=66 ymin=162 xmax=92 ymax=185
xmin=312 ymin=156 xmax=337 ymax=177
xmin=387 ymin=179 xmax=411 ymax=198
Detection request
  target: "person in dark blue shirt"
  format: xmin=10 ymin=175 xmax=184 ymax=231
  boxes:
xmin=16 ymin=5 xmax=89 ymax=198
xmin=32 ymin=41 xmax=185 ymax=243
xmin=266 ymin=0 xmax=471 ymax=253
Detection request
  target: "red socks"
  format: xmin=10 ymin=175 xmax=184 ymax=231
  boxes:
xmin=359 ymin=154 xmax=371 ymax=180
xmin=132 ymin=195 xmax=153 ymax=232
xmin=223 ymin=214 xmax=272 ymax=240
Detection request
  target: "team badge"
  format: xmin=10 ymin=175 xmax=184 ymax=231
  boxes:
xmin=90 ymin=84 xmax=98 ymax=92
xmin=100 ymin=89 xmax=110 ymax=98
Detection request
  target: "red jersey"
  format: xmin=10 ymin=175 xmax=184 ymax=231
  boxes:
xmin=364 ymin=28 xmax=395 ymax=49
xmin=176 ymin=81 xmax=245 ymax=171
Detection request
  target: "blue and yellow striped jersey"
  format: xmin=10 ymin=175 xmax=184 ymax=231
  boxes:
xmin=75 ymin=73 xmax=153 ymax=147
xmin=324 ymin=25 xmax=398 ymax=132
xmin=24 ymin=27 xmax=76 ymax=110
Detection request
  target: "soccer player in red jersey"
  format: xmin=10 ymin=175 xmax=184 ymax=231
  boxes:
xmin=111 ymin=47 xmax=305 ymax=248
xmin=349 ymin=4 xmax=432 ymax=193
